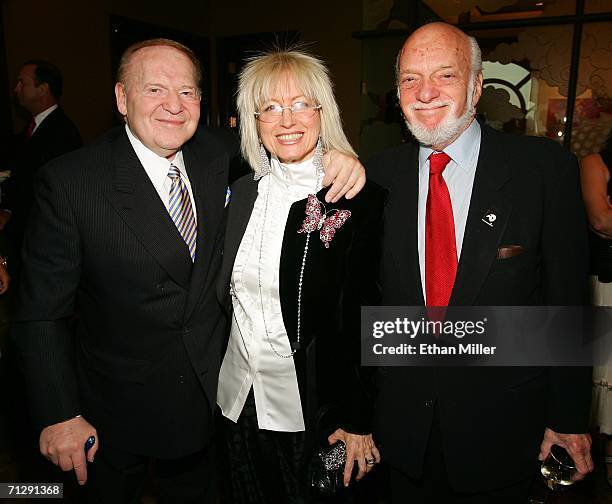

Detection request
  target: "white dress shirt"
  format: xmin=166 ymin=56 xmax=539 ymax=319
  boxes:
xmin=217 ymin=156 xmax=322 ymax=432
xmin=418 ymin=119 xmax=481 ymax=301
xmin=32 ymin=104 xmax=58 ymax=134
xmin=125 ymin=125 xmax=197 ymax=221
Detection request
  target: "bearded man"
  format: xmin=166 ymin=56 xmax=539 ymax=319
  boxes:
xmin=368 ymin=22 xmax=593 ymax=503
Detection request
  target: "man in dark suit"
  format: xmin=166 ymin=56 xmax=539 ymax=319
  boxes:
xmin=1 ymin=60 xmax=82 ymax=270
xmin=0 ymin=60 xmax=81 ymax=486
xmin=12 ymin=39 xmax=364 ymax=503
xmin=368 ymin=23 xmax=593 ymax=503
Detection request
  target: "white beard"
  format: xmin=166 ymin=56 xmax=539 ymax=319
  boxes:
xmin=404 ymin=79 xmax=476 ymax=148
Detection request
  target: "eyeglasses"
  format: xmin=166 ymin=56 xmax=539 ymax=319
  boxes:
xmin=254 ymin=101 xmax=322 ymax=123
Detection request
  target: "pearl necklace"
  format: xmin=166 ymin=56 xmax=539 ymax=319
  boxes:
xmin=257 ymin=160 xmax=323 ymax=359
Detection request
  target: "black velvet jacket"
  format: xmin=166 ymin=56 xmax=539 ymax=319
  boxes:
xmin=217 ymin=174 xmax=386 ymax=439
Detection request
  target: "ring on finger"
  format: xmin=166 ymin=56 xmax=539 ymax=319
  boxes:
xmin=365 ymin=457 xmax=375 ymax=465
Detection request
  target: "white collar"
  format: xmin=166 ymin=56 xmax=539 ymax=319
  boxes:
xmin=269 ymin=155 xmax=321 ymax=194
xmin=33 ymin=104 xmax=58 ymax=129
xmin=419 ymin=119 xmax=481 ymax=169
xmin=125 ymin=124 xmax=186 ymax=187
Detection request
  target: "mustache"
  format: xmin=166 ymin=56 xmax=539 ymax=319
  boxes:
xmin=408 ymin=101 xmax=452 ymax=110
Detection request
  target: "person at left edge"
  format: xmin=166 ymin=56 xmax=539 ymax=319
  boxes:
xmin=11 ymin=38 xmax=365 ymax=504
xmin=1 ymin=60 xmax=82 ymax=273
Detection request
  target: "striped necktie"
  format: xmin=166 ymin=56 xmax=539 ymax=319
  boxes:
xmin=168 ymin=164 xmax=197 ymax=261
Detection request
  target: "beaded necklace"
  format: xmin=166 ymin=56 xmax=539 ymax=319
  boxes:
xmin=257 ymin=158 xmax=324 ymax=359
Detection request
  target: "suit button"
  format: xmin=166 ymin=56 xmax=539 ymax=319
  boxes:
xmin=178 ymin=375 xmax=185 ymax=384
xmin=424 ymin=399 xmax=434 ymax=408
xmin=183 ymin=326 xmax=191 ymax=334
xmin=156 ymin=283 xmax=165 ymax=292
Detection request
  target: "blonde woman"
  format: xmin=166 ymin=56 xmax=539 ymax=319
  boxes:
xmin=216 ymin=49 xmax=384 ymax=503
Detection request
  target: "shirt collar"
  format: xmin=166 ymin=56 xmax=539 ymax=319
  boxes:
xmin=269 ymin=155 xmax=321 ymax=194
xmin=125 ymin=124 xmax=185 ymax=187
xmin=33 ymin=104 xmax=58 ymax=129
xmin=418 ymin=118 xmax=481 ymax=170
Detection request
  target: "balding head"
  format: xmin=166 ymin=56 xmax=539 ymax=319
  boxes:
xmin=397 ymin=23 xmax=480 ymax=78
xmin=396 ymin=22 xmax=483 ymax=150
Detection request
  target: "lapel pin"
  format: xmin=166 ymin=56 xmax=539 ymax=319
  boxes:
xmin=481 ymin=210 xmax=497 ymax=228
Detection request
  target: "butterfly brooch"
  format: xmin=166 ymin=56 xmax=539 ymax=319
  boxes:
xmin=297 ymin=194 xmax=351 ymax=248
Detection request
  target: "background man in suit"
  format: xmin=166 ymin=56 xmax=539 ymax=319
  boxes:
xmin=0 ymin=60 xmax=81 ymax=486
xmin=368 ymin=22 xmax=593 ymax=503
xmin=1 ymin=60 xmax=82 ymax=272
xmin=12 ymin=38 xmax=364 ymax=503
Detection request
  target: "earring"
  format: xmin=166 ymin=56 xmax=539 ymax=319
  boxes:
xmin=254 ymin=141 xmax=271 ymax=180
xmin=313 ymin=138 xmax=324 ymax=177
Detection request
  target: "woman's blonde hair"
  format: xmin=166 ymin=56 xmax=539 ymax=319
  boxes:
xmin=237 ymin=48 xmax=356 ymax=174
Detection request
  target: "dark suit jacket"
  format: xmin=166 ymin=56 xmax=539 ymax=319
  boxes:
xmin=3 ymin=107 xmax=82 ymax=252
xmin=217 ymin=174 xmax=386 ymax=439
xmin=367 ymin=124 xmax=591 ymax=492
xmin=12 ymin=126 xmax=235 ymax=458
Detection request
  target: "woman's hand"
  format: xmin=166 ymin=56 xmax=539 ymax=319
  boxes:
xmin=328 ymin=429 xmax=381 ymax=487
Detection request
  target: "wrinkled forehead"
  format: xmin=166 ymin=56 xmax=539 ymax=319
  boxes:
xmin=125 ymin=46 xmax=197 ymax=85
xmin=400 ymin=29 xmax=470 ymax=71
xmin=255 ymin=70 xmax=317 ymax=107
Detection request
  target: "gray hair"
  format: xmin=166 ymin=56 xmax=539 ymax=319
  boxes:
xmin=237 ymin=48 xmax=356 ymax=175
xmin=468 ymin=35 xmax=482 ymax=77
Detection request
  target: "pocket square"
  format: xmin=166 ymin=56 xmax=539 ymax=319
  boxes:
xmin=496 ymin=245 xmax=524 ymax=259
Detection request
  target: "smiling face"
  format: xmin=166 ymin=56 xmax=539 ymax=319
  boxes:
xmin=115 ymin=45 xmax=201 ymax=159
xmin=256 ymin=73 xmax=321 ymax=164
xmin=397 ymin=24 xmax=482 ymax=150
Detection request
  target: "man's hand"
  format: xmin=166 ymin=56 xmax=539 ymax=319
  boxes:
xmin=0 ymin=210 xmax=10 ymax=231
xmin=321 ymin=151 xmax=366 ymax=203
xmin=40 ymin=416 xmax=98 ymax=485
xmin=0 ymin=263 xmax=9 ymax=294
xmin=328 ymin=429 xmax=381 ymax=487
xmin=539 ymin=427 xmax=593 ymax=481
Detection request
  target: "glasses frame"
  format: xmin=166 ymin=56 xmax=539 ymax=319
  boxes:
xmin=254 ymin=102 xmax=322 ymax=123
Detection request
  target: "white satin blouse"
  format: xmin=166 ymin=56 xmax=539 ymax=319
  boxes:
xmin=217 ymin=156 xmax=322 ymax=432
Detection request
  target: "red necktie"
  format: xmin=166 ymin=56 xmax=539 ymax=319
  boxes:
xmin=25 ymin=117 xmax=36 ymax=139
xmin=425 ymin=152 xmax=457 ymax=307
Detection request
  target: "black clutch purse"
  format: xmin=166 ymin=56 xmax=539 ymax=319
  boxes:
xmin=309 ymin=440 xmax=347 ymax=495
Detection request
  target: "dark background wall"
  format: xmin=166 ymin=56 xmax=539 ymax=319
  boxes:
xmin=1 ymin=0 xmax=362 ymax=147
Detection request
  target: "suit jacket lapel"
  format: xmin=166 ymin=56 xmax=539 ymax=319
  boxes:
xmin=103 ymin=130 xmax=192 ymax=290
xmin=450 ymin=125 xmax=512 ymax=305
xmin=387 ymin=143 xmax=425 ymax=304
xmin=216 ymin=175 xmax=259 ymax=306
xmin=182 ymin=140 xmax=228 ymax=321
xmin=31 ymin=108 xmax=58 ymax=138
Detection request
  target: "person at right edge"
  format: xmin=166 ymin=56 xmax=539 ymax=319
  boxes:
xmin=580 ymin=133 xmax=612 ymax=488
xmin=368 ymin=22 xmax=594 ymax=503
